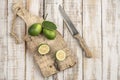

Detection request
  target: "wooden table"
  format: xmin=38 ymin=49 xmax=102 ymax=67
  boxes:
xmin=0 ymin=0 xmax=120 ymax=80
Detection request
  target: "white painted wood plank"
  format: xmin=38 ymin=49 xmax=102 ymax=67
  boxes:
xmin=102 ymin=0 xmax=120 ymax=80
xmin=63 ymin=0 xmax=83 ymax=80
xmin=117 ymin=0 xmax=120 ymax=79
xmin=0 ymin=0 xmax=8 ymax=79
xmin=45 ymin=0 xmax=63 ymax=34
xmin=45 ymin=0 xmax=63 ymax=80
xmin=26 ymin=0 xmax=44 ymax=80
xmin=7 ymin=0 xmax=26 ymax=80
xmin=83 ymin=0 xmax=102 ymax=80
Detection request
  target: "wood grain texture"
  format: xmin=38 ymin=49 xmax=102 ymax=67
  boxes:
xmin=44 ymin=0 xmax=64 ymax=80
xmin=0 ymin=0 xmax=120 ymax=80
xmin=7 ymin=0 xmax=26 ymax=80
xmin=0 ymin=0 xmax=8 ymax=79
xmin=102 ymin=0 xmax=120 ymax=80
xmin=63 ymin=0 xmax=83 ymax=80
xmin=74 ymin=34 xmax=92 ymax=58
xmin=83 ymin=0 xmax=102 ymax=80
xmin=26 ymin=0 xmax=44 ymax=80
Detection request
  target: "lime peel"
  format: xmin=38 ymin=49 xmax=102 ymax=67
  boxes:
xmin=43 ymin=28 xmax=56 ymax=40
xmin=28 ymin=23 xmax=42 ymax=36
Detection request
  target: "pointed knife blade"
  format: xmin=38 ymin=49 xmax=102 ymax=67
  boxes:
xmin=59 ymin=5 xmax=92 ymax=58
xmin=59 ymin=5 xmax=78 ymax=35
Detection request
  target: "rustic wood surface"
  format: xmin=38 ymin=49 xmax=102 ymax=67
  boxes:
xmin=0 ymin=0 xmax=120 ymax=80
xmin=12 ymin=2 xmax=76 ymax=77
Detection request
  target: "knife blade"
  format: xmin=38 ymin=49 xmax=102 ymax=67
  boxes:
xmin=59 ymin=5 xmax=92 ymax=58
xmin=59 ymin=5 xmax=78 ymax=35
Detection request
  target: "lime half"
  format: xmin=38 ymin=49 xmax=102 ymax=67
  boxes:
xmin=56 ymin=50 xmax=66 ymax=61
xmin=38 ymin=44 xmax=50 ymax=55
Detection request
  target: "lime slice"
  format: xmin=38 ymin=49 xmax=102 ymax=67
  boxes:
xmin=38 ymin=44 xmax=50 ymax=55
xmin=56 ymin=50 xmax=66 ymax=61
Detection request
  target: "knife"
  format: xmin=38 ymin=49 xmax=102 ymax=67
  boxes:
xmin=59 ymin=5 xmax=92 ymax=58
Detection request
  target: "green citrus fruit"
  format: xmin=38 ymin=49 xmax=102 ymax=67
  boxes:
xmin=38 ymin=44 xmax=50 ymax=55
xmin=28 ymin=23 xmax=42 ymax=36
xmin=43 ymin=28 xmax=56 ymax=40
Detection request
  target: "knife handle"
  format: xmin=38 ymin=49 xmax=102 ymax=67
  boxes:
xmin=74 ymin=34 xmax=92 ymax=58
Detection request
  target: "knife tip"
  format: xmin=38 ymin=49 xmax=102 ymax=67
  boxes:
xmin=58 ymin=5 xmax=62 ymax=9
xmin=58 ymin=5 xmax=61 ymax=7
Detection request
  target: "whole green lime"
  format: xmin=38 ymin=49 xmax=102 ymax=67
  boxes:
xmin=43 ymin=28 xmax=56 ymax=40
xmin=28 ymin=23 xmax=42 ymax=36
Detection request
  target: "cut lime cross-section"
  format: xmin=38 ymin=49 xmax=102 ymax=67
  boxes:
xmin=56 ymin=50 xmax=66 ymax=61
xmin=38 ymin=44 xmax=50 ymax=55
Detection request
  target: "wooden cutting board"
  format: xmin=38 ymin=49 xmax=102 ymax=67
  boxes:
xmin=12 ymin=3 xmax=76 ymax=77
